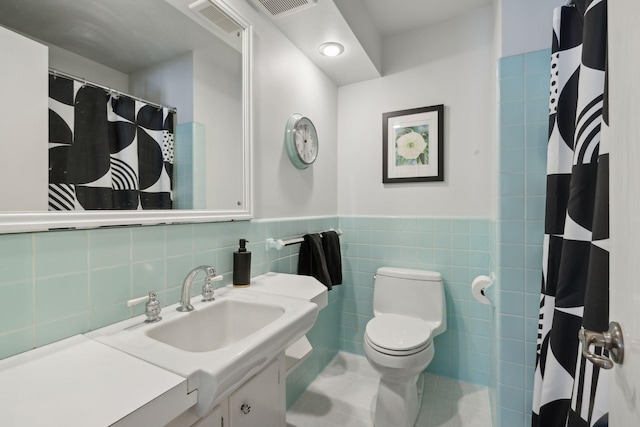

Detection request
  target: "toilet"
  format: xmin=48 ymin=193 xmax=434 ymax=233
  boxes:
xmin=363 ymin=267 xmax=446 ymax=427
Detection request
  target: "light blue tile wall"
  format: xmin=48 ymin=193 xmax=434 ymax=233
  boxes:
xmin=338 ymin=216 xmax=493 ymax=386
xmin=0 ymin=216 xmax=341 ymax=407
xmin=285 ymin=285 xmax=340 ymax=408
xmin=255 ymin=217 xmax=342 ymax=409
xmin=175 ymin=123 xmax=194 ymax=210
xmin=192 ymin=124 xmax=207 ymax=209
xmin=496 ymin=48 xmax=550 ymax=427
xmin=489 ymin=219 xmax=498 ymax=427
xmin=0 ymin=202 xmax=542 ymax=418
xmin=175 ymin=122 xmax=206 ymax=210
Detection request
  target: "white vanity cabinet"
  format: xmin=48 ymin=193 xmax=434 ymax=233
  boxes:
xmin=168 ymin=353 xmax=286 ymax=427
xmin=228 ymin=356 xmax=285 ymax=427
xmin=190 ymin=404 xmax=226 ymax=427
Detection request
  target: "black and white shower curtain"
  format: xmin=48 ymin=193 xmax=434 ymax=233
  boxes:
xmin=48 ymin=74 xmax=175 ymax=210
xmin=532 ymin=1 xmax=609 ymax=426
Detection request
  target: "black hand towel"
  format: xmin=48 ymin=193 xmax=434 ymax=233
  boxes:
xmin=297 ymin=233 xmax=332 ymax=289
xmin=321 ymin=230 xmax=342 ymax=286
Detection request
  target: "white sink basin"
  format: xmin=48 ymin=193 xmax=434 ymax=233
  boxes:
xmin=88 ymin=286 xmax=318 ymax=416
xmin=146 ymin=299 xmax=285 ymax=352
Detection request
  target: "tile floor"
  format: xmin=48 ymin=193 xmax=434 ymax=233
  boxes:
xmin=287 ymin=352 xmax=492 ymax=427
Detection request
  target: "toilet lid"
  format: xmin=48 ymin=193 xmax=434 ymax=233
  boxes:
xmin=365 ymin=314 xmax=432 ymax=353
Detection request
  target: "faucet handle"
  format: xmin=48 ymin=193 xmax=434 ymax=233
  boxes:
xmin=178 ymin=265 xmax=218 ymax=312
xmin=202 ymin=274 xmax=224 ymax=302
xmin=127 ymin=291 xmax=162 ymax=323
xmin=127 ymin=294 xmax=150 ymax=307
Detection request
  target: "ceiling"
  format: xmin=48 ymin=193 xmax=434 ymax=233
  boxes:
xmin=363 ymin=0 xmax=492 ymax=37
xmin=0 ymin=0 xmax=240 ymax=74
xmin=0 ymin=0 xmax=492 ymax=86
xmin=252 ymin=0 xmax=492 ymax=86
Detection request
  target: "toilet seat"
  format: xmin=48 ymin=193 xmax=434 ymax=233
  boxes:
xmin=365 ymin=314 xmax=433 ymax=356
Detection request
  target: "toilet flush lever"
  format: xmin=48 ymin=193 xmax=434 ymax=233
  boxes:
xmin=578 ymin=322 xmax=624 ymax=370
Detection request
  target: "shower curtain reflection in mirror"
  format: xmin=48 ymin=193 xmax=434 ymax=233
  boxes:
xmin=48 ymin=74 xmax=175 ymax=211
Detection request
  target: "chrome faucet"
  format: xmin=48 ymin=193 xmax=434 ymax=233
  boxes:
xmin=177 ymin=265 xmax=217 ymax=312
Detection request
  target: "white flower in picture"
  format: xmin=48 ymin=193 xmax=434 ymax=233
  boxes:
xmin=396 ymin=131 xmax=427 ymax=160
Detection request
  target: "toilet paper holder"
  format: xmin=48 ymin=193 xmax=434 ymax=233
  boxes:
xmin=471 ymin=274 xmax=494 ymax=305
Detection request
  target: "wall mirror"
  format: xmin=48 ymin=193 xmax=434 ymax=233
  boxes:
xmin=0 ymin=0 xmax=252 ymax=233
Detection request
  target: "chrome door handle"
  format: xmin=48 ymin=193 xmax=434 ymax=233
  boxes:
xmin=578 ymin=321 xmax=624 ymax=369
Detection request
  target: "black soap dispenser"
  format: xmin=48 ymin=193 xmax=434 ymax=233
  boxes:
xmin=233 ymin=238 xmax=251 ymax=287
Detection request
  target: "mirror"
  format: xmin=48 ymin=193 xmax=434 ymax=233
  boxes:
xmin=0 ymin=0 xmax=252 ymax=233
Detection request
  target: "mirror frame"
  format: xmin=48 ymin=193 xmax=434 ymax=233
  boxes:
xmin=0 ymin=0 xmax=253 ymax=234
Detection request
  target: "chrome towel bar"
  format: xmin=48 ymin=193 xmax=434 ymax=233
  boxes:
xmin=266 ymin=228 xmax=342 ymax=250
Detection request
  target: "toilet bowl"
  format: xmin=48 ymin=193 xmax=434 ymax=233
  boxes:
xmin=363 ymin=268 xmax=445 ymax=427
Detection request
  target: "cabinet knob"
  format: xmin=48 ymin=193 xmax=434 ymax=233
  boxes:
xmin=240 ymin=403 xmax=251 ymax=414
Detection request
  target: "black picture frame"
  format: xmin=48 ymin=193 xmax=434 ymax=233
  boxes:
xmin=382 ymin=104 xmax=444 ymax=183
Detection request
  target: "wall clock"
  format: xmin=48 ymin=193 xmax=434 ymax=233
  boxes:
xmin=285 ymin=113 xmax=318 ymax=169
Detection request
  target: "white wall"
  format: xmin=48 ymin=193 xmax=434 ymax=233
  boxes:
xmin=337 ymin=6 xmax=494 ymax=217
xmin=491 ymin=0 xmax=502 ymax=221
xmin=193 ymin=48 xmax=243 ymax=210
xmin=0 ymin=26 xmax=48 ymax=211
xmin=224 ymin=0 xmax=339 ymax=219
xmin=333 ymin=0 xmax=382 ymax=75
xmin=497 ymin=0 xmax=565 ymax=57
xmin=59 ymin=0 xmax=341 ymax=219
xmin=48 ymin=44 xmax=129 ymax=92
xmin=130 ymin=48 xmax=245 ymax=211
xmin=3 ymin=0 xmax=340 ymax=219
xmin=130 ymin=53 xmax=194 ymax=122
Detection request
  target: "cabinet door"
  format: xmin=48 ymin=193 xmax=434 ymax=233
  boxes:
xmin=166 ymin=403 xmax=224 ymax=427
xmin=192 ymin=404 xmax=224 ymax=427
xmin=228 ymin=357 xmax=284 ymax=427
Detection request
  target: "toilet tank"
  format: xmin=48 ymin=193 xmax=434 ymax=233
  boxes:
xmin=373 ymin=267 xmax=446 ymax=336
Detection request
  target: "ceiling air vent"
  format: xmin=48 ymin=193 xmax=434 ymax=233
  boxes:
xmin=251 ymin=0 xmax=318 ymax=18
xmin=188 ymin=0 xmax=242 ymax=33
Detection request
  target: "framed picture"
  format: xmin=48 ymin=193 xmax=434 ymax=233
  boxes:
xmin=382 ymin=104 xmax=444 ymax=183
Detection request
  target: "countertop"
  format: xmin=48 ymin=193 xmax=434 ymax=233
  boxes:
xmin=0 ymin=335 xmax=196 ymax=426
xmin=0 ymin=272 xmax=325 ymax=425
xmin=238 ymin=272 xmax=328 ymax=310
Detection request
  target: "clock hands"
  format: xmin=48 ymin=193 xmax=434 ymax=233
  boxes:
xmin=285 ymin=114 xmax=317 ymax=169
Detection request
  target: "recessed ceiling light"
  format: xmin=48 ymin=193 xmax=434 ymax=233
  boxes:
xmin=318 ymin=42 xmax=344 ymax=57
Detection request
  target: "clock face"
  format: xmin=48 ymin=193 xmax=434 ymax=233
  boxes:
xmin=285 ymin=114 xmax=318 ymax=169
xmin=294 ymin=118 xmax=318 ymax=164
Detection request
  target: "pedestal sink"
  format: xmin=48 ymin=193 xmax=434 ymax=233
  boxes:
xmin=88 ymin=286 xmax=318 ymax=416
xmin=146 ymin=299 xmax=285 ymax=352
